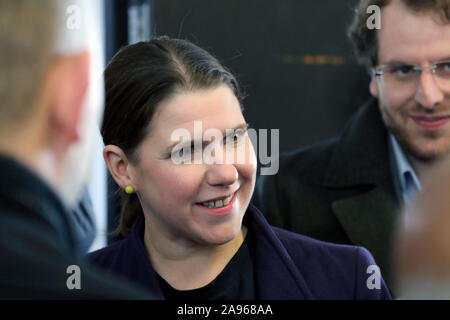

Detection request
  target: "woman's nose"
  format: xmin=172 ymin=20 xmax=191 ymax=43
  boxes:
xmin=205 ymin=164 xmax=238 ymax=187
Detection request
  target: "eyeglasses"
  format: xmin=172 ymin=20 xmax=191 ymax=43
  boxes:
xmin=372 ymin=60 xmax=450 ymax=88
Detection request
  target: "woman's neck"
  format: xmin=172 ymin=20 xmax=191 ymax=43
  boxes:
xmin=143 ymin=220 xmax=247 ymax=291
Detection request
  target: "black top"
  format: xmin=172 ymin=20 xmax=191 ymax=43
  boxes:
xmin=157 ymin=231 xmax=256 ymax=300
xmin=0 ymin=154 xmax=151 ymax=299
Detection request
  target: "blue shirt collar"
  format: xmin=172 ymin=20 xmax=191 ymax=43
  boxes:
xmin=389 ymin=134 xmax=422 ymax=203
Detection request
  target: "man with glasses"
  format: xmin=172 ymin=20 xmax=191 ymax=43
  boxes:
xmin=253 ymin=0 xmax=450 ymax=295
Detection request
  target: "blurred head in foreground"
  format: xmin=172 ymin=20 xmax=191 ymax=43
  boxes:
xmin=0 ymin=0 xmax=104 ymax=207
xmin=396 ymin=155 xmax=450 ymax=298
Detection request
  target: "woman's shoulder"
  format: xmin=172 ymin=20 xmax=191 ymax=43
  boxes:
xmin=249 ymin=203 xmax=375 ymax=266
xmin=87 ymin=215 xmax=149 ymax=272
xmin=86 ymin=235 xmax=148 ymax=277
xmin=271 ymin=225 xmax=376 ymax=271
xmin=273 ymin=226 xmax=368 ymax=254
xmin=269 ymin=226 xmax=391 ymax=299
xmin=87 ymin=239 xmax=129 ymax=268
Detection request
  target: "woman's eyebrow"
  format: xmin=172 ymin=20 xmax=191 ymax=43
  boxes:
xmin=225 ymin=123 xmax=250 ymax=134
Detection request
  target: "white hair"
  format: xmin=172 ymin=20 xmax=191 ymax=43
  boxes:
xmin=53 ymin=0 xmax=105 ymax=207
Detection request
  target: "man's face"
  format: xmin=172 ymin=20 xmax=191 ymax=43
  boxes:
xmin=370 ymin=0 xmax=450 ymax=162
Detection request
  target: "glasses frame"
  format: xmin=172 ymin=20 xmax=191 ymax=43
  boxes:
xmin=372 ymin=59 xmax=450 ymax=78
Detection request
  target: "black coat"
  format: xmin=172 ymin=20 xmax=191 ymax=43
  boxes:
xmin=0 ymin=154 xmax=151 ymax=299
xmin=253 ymin=99 xmax=400 ymax=294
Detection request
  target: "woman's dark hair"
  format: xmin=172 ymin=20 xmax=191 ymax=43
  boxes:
xmin=348 ymin=0 xmax=450 ymax=69
xmin=101 ymin=36 xmax=244 ymax=237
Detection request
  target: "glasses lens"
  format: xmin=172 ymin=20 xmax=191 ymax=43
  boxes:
xmin=435 ymin=61 xmax=450 ymax=78
xmin=386 ymin=65 xmax=417 ymax=81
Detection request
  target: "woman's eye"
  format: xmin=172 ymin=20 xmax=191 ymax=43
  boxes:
xmin=172 ymin=145 xmax=194 ymax=159
xmin=225 ymin=130 xmax=245 ymax=144
xmin=170 ymin=148 xmax=184 ymax=159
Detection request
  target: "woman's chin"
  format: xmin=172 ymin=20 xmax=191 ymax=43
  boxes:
xmin=197 ymin=225 xmax=244 ymax=246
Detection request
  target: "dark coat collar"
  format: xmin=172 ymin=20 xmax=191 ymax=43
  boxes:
xmin=323 ymin=98 xmax=392 ymax=187
xmin=320 ymin=100 xmax=400 ymax=291
xmin=0 ymin=154 xmax=78 ymax=255
xmin=127 ymin=204 xmax=313 ymax=299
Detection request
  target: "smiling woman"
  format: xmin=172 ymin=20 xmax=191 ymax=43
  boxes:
xmin=87 ymin=36 xmax=392 ymax=300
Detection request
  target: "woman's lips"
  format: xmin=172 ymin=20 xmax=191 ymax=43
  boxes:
xmin=412 ymin=115 xmax=450 ymax=131
xmin=196 ymin=192 xmax=237 ymax=216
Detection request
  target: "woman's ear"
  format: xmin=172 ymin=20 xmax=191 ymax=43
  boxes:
xmin=103 ymin=145 xmax=136 ymax=190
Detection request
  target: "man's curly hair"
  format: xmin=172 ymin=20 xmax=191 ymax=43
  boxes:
xmin=348 ymin=0 xmax=450 ymax=69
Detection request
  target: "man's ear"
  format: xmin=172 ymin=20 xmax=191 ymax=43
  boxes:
xmin=47 ymin=50 xmax=90 ymax=147
xmin=369 ymin=74 xmax=379 ymax=98
xmin=103 ymin=145 xmax=136 ymax=190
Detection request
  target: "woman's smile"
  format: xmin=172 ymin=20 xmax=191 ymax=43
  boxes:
xmin=195 ymin=190 xmax=239 ymax=215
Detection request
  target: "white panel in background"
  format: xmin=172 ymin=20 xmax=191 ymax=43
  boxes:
xmin=87 ymin=0 xmax=107 ymax=252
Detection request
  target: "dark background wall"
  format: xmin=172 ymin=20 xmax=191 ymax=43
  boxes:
xmin=150 ymin=0 xmax=371 ymax=152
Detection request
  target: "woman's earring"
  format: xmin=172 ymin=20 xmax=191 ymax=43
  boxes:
xmin=125 ymin=185 xmax=135 ymax=194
